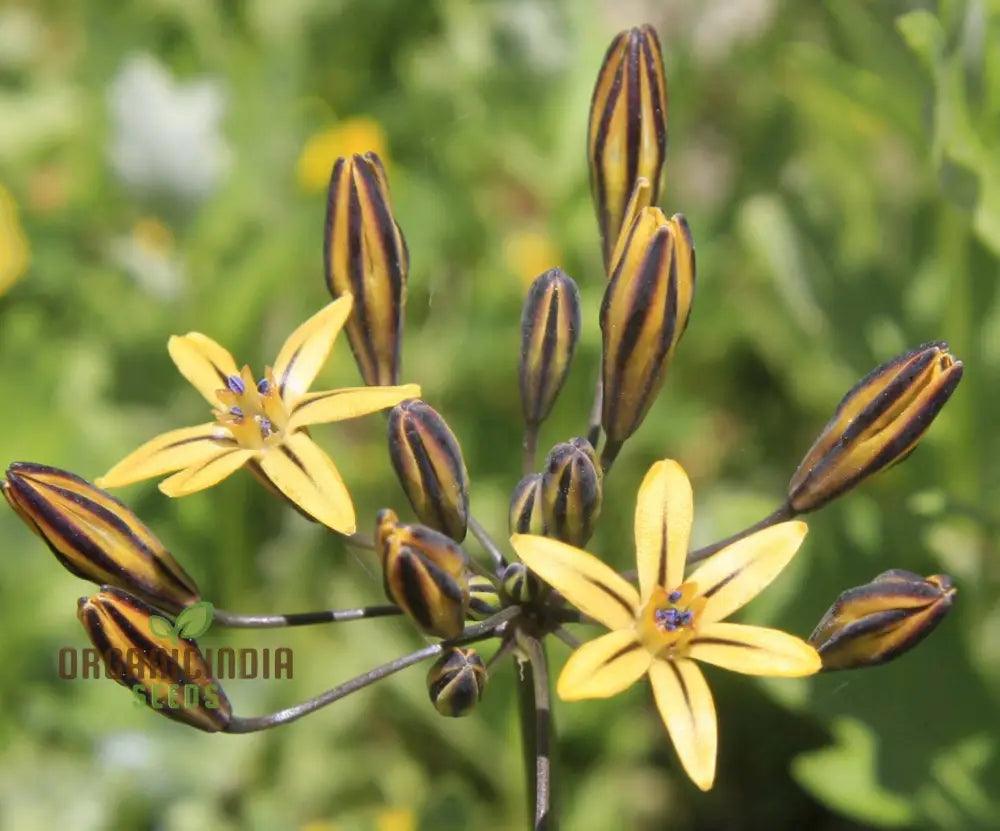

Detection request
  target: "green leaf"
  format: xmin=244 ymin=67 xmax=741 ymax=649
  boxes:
xmin=148 ymin=615 xmax=177 ymax=641
xmin=175 ymin=601 xmax=214 ymax=640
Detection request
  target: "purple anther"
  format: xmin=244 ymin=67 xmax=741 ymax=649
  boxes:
xmin=667 ymin=589 xmax=682 ymax=604
xmin=257 ymin=416 xmax=273 ymax=438
xmin=229 ymin=406 xmax=244 ymax=419
xmin=226 ymin=375 xmax=246 ymax=394
xmin=257 ymin=378 xmax=271 ymax=395
xmin=680 ymin=610 xmax=694 ymax=625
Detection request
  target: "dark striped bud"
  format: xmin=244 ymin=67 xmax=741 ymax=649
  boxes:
xmin=466 ymin=575 xmax=502 ymax=621
xmin=77 ymin=587 xmax=231 ymax=732
xmin=501 ymin=561 xmax=543 ymax=606
xmin=380 ymin=520 xmax=469 ymax=639
xmin=789 ymin=342 xmax=964 ymax=513
xmin=388 ymin=399 xmax=469 ymax=542
xmin=509 ymin=473 xmax=545 ymax=536
xmin=588 ymin=25 xmax=668 ymax=271
xmin=808 ymin=570 xmax=956 ymax=671
xmin=519 ymin=268 xmax=582 ymax=426
xmin=540 ymin=438 xmax=603 ymax=547
xmin=600 ymin=210 xmax=695 ymax=455
xmin=324 ymin=152 xmax=408 ymax=386
xmin=3 ymin=463 xmax=199 ymax=613
xmin=427 ymin=647 xmax=487 ymax=717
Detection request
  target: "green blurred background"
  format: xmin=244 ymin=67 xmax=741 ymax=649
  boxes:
xmin=1 ymin=1 xmax=998 ymax=829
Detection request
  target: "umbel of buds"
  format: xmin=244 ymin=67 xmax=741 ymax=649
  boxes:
xmin=788 ymin=342 xmax=964 ymax=513
xmin=509 ymin=473 xmax=545 ymax=536
xmin=540 ymin=438 xmax=603 ymax=547
xmin=427 ymin=647 xmax=487 ymax=717
xmin=325 ymin=152 xmax=409 ymax=386
xmin=519 ymin=268 xmax=582 ymax=427
xmin=588 ymin=24 xmax=668 ymax=271
xmin=3 ymin=463 xmax=199 ymax=613
xmin=388 ymin=399 xmax=470 ymax=542
xmin=377 ymin=509 xmax=470 ymax=639
xmin=808 ymin=570 xmax=956 ymax=671
xmin=77 ymin=587 xmax=231 ymax=732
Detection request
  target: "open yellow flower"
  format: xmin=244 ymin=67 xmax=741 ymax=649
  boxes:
xmin=511 ymin=459 xmax=820 ymax=791
xmin=96 ymin=294 xmax=418 ymax=534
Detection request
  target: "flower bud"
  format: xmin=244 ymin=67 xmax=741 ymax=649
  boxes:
xmin=519 ymin=268 xmax=581 ymax=426
xmin=540 ymin=438 xmax=603 ymax=547
xmin=808 ymin=570 xmax=956 ymax=671
xmin=4 ymin=463 xmax=199 ymax=613
xmin=388 ymin=399 xmax=469 ymax=542
xmin=788 ymin=343 xmax=964 ymax=512
xmin=588 ymin=25 xmax=668 ymax=271
xmin=77 ymin=587 xmax=231 ymax=732
xmin=600 ymin=210 xmax=695 ymax=455
xmin=466 ymin=575 xmax=502 ymax=621
xmin=509 ymin=473 xmax=545 ymax=536
xmin=324 ymin=152 xmax=408 ymax=386
xmin=501 ymin=561 xmax=543 ymax=606
xmin=427 ymin=647 xmax=487 ymax=717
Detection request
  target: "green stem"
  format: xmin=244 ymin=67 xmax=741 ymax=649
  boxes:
xmin=523 ymin=423 xmax=540 ymax=476
xmin=212 ymin=605 xmax=402 ymax=628
xmin=469 ymin=514 xmax=508 ymax=573
xmin=686 ymin=503 xmax=795 ymax=566
xmin=517 ymin=631 xmax=556 ymax=830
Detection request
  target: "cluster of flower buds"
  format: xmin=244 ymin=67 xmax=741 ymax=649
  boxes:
xmin=809 ymin=569 xmax=956 ymax=671
xmin=426 ymin=647 xmax=488 ymax=717
xmin=539 ymin=438 xmax=603 ymax=547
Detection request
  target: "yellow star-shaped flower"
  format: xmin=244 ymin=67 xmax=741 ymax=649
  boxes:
xmin=96 ymin=294 xmax=418 ymax=534
xmin=512 ymin=459 xmax=820 ymax=791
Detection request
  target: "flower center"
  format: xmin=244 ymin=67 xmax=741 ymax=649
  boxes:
xmin=214 ymin=366 xmax=290 ymax=449
xmin=636 ymin=582 xmax=706 ymax=657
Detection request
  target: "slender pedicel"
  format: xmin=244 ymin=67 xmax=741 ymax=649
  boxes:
xmin=211 ymin=604 xmax=402 ymax=629
xmin=685 ymin=504 xmax=795 ymax=566
xmin=469 ymin=514 xmax=508 ymax=573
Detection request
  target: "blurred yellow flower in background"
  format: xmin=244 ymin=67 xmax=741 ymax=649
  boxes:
xmin=298 ymin=116 xmax=389 ymax=192
xmin=503 ymin=229 xmax=561 ymax=291
xmin=0 ymin=184 xmax=29 ymax=296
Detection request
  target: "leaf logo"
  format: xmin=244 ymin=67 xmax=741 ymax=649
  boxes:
xmin=148 ymin=601 xmax=214 ymax=643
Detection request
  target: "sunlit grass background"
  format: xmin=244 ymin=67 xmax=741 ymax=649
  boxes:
xmin=1 ymin=1 xmax=998 ymax=829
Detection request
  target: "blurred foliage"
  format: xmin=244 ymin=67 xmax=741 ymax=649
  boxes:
xmin=1 ymin=0 xmax=999 ymax=829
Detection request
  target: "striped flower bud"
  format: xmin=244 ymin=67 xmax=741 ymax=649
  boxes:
xmin=77 ymin=587 xmax=231 ymax=732
xmin=466 ymin=575 xmax=502 ymax=621
xmin=380 ymin=521 xmax=470 ymax=639
xmin=540 ymin=438 xmax=603 ymax=547
xmin=324 ymin=152 xmax=408 ymax=386
xmin=519 ymin=268 xmax=582 ymax=426
xmin=588 ymin=25 xmax=668 ymax=271
xmin=808 ymin=570 xmax=956 ymax=671
xmin=427 ymin=647 xmax=487 ymax=717
xmin=600 ymin=210 xmax=695 ymax=458
xmin=501 ymin=561 xmax=543 ymax=606
xmin=3 ymin=463 xmax=199 ymax=613
xmin=788 ymin=342 xmax=964 ymax=513
xmin=388 ymin=399 xmax=469 ymax=542
xmin=509 ymin=473 xmax=545 ymax=536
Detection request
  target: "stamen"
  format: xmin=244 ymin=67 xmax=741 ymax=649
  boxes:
xmin=667 ymin=589 xmax=682 ymax=603
xmin=257 ymin=378 xmax=270 ymax=394
xmin=229 ymin=406 xmax=244 ymax=419
xmin=257 ymin=416 xmax=273 ymax=438
xmin=227 ymin=375 xmax=246 ymax=394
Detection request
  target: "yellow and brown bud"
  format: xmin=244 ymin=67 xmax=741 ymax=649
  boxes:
xmin=466 ymin=575 xmax=502 ymax=621
xmin=324 ymin=152 xmax=408 ymax=386
xmin=588 ymin=24 xmax=668 ymax=271
xmin=501 ymin=561 xmax=543 ymax=606
xmin=788 ymin=342 xmax=964 ymax=513
xmin=600 ymin=210 xmax=695 ymax=454
xmin=540 ymin=438 xmax=603 ymax=547
xmin=77 ymin=587 xmax=231 ymax=732
xmin=387 ymin=399 xmax=469 ymax=542
xmin=3 ymin=463 xmax=199 ymax=613
xmin=519 ymin=268 xmax=581 ymax=426
xmin=808 ymin=570 xmax=956 ymax=671
xmin=426 ymin=647 xmax=487 ymax=717
xmin=509 ymin=473 xmax=545 ymax=536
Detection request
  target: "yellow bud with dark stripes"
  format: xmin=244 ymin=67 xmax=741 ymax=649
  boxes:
xmin=808 ymin=570 xmax=956 ymax=671
xmin=77 ymin=587 xmax=231 ymax=732
xmin=540 ymin=438 xmax=603 ymax=547
xmin=508 ymin=473 xmax=545 ymax=536
xmin=381 ymin=522 xmax=470 ymax=639
xmin=387 ymin=399 xmax=469 ymax=542
xmin=500 ymin=561 xmax=543 ymax=606
xmin=3 ymin=463 xmax=199 ymax=613
xmin=600 ymin=210 xmax=694 ymax=461
xmin=789 ymin=342 xmax=963 ymax=513
xmin=588 ymin=24 xmax=668 ymax=271
xmin=427 ymin=647 xmax=487 ymax=717
xmin=324 ymin=152 xmax=408 ymax=386
xmin=519 ymin=268 xmax=581 ymax=426
xmin=466 ymin=575 xmax=502 ymax=621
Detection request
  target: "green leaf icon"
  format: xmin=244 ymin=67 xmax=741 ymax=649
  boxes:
xmin=148 ymin=615 xmax=177 ymax=641
xmin=175 ymin=601 xmax=214 ymax=640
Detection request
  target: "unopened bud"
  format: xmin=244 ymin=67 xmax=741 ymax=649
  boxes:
xmin=427 ymin=647 xmax=487 ymax=717
xmin=509 ymin=473 xmax=545 ymax=536
xmin=466 ymin=575 xmax=502 ymax=621
xmin=540 ymin=438 xmax=603 ymax=547
xmin=501 ymin=561 xmax=543 ymax=606
xmin=808 ymin=570 xmax=956 ymax=671
xmin=789 ymin=342 xmax=963 ymax=512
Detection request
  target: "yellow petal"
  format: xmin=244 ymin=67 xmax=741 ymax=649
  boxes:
xmin=690 ymin=622 xmax=822 ymax=677
xmin=288 ymin=383 xmax=420 ymax=431
xmin=272 ymin=295 xmax=353 ymax=404
xmin=257 ymin=433 xmax=356 ymax=533
xmin=510 ymin=533 xmax=640 ymax=630
xmin=688 ymin=521 xmax=808 ymax=625
xmin=634 ymin=459 xmax=693 ymax=602
xmin=648 ymin=658 xmax=717 ymax=791
xmin=96 ymin=423 xmax=235 ymax=488
xmin=556 ymin=630 xmax=651 ymax=700
xmin=167 ymin=333 xmax=241 ymax=406
xmin=159 ymin=448 xmax=256 ymax=496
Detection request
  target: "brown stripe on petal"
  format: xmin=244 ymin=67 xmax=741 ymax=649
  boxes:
xmin=583 ymin=574 xmax=636 ymax=619
xmin=657 ymin=504 xmax=669 ymax=589
xmin=277 ymin=344 xmax=304 ymax=400
xmin=690 ymin=636 xmax=761 ymax=650
xmin=667 ymin=659 xmax=692 ymax=713
xmin=605 ymin=639 xmax=643 ymax=666
xmin=701 ymin=567 xmax=743 ymax=600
